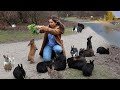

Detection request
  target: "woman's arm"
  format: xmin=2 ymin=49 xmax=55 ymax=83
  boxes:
xmin=38 ymin=26 xmax=62 ymax=35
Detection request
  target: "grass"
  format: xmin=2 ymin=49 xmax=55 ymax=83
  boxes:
xmin=0 ymin=27 xmax=75 ymax=44
xmin=63 ymin=16 xmax=97 ymax=22
xmin=63 ymin=17 xmax=78 ymax=21
xmin=0 ymin=30 xmax=43 ymax=43
xmin=64 ymin=27 xmax=76 ymax=36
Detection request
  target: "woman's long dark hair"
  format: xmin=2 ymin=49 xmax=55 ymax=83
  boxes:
xmin=50 ymin=15 xmax=65 ymax=34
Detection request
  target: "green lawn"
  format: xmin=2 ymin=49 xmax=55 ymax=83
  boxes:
xmin=63 ymin=17 xmax=78 ymax=21
xmin=64 ymin=27 xmax=76 ymax=35
xmin=0 ymin=30 xmax=42 ymax=43
xmin=0 ymin=27 xmax=75 ymax=44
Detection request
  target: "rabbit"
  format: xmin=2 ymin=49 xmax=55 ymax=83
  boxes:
xmin=73 ymin=26 xmax=77 ymax=32
xmin=52 ymin=54 xmax=66 ymax=71
xmin=67 ymin=56 xmax=87 ymax=70
xmin=79 ymin=36 xmax=94 ymax=57
xmin=73 ymin=23 xmax=84 ymax=33
xmin=70 ymin=45 xmax=78 ymax=57
xmin=8 ymin=57 xmax=15 ymax=67
xmin=13 ymin=64 xmax=26 ymax=79
xmin=36 ymin=61 xmax=52 ymax=73
xmin=28 ymin=39 xmax=38 ymax=64
xmin=79 ymin=48 xmax=94 ymax=57
xmin=3 ymin=55 xmax=14 ymax=72
xmin=47 ymin=66 xmax=63 ymax=79
xmin=82 ymin=60 xmax=94 ymax=76
xmin=87 ymin=36 xmax=93 ymax=49
xmin=96 ymin=47 xmax=109 ymax=54
xmin=78 ymin=23 xmax=84 ymax=30
xmin=77 ymin=23 xmax=84 ymax=33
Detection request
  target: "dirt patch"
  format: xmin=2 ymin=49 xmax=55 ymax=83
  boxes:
xmin=93 ymin=45 xmax=120 ymax=77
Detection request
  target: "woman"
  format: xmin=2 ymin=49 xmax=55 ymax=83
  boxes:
xmin=36 ymin=16 xmax=66 ymax=61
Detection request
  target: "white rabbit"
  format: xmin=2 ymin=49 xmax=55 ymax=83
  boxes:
xmin=3 ymin=55 xmax=15 ymax=72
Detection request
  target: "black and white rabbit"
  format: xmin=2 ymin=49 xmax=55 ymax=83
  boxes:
xmin=70 ymin=45 xmax=78 ymax=57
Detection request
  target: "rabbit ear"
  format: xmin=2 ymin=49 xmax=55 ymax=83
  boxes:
xmin=52 ymin=65 xmax=55 ymax=70
xmin=3 ymin=55 xmax=6 ymax=59
xmin=21 ymin=64 xmax=23 ymax=68
xmin=4 ymin=55 xmax=9 ymax=59
xmin=6 ymin=55 xmax=9 ymax=60
xmin=90 ymin=60 xmax=94 ymax=63
xmin=47 ymin=66 xmax=51 ymax=72
xmin=90 ymin=60 xmax=92 ymax=63
xmin=36 ymin=47 xmax=38 ymax=50
xmin=18 ymin=64 xmax=20 ymax=67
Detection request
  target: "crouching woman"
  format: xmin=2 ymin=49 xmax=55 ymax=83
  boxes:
xmin=36 ymin=16 xmax=66 ymax=61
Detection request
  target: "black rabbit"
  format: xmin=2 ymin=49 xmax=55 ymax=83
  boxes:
xmin=82 ymin=60 xmax=94 ymax=76
xmin=97 ymin=47 xmax=109 ymax=54
xmin=79 ymin=48 xmax=94 ymax=57
xmin=36 ymin=61 xmax=52 ymax=73
xmin=67 ymin=56 xmax=87 ymax=70
xmin=52 ymin=54 xmax=66 ymax=71
xmin=79 ymin=36 xmax=94 ymax=57
xmin=13 ymin=64 xmax=26 ymax=79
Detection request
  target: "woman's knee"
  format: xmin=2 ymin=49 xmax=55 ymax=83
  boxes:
xmin=43 ymin=52 xmax=52 ymax=61
xmin=53 ymin=45 xmax=62 ymax=54
xmin=43 ymin=57 xmax=51 ymax=61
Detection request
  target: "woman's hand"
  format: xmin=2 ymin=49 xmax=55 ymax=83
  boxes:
xmin=39 ymin=26 xmax=49 ymax=33
xmin=35 ymin=25 xmax=49 ymax=33
xmin=35 ymin=25 xmax=46 ymax=33
xmin=35 ymin=25 xmax=43 ymax=29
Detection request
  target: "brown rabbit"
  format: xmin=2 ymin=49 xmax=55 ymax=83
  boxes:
xmin=47 ymin=66 xmax=63 ymax=79
xmin=28 ymin=39 xmax=38 ymax=64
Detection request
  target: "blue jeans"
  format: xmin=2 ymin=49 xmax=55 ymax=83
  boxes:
xmin=43 ymin=44 xmax=62 ymax=61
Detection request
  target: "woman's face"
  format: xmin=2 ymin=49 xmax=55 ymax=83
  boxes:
xmin=49 ymin=19 xmax=57 ymax=28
